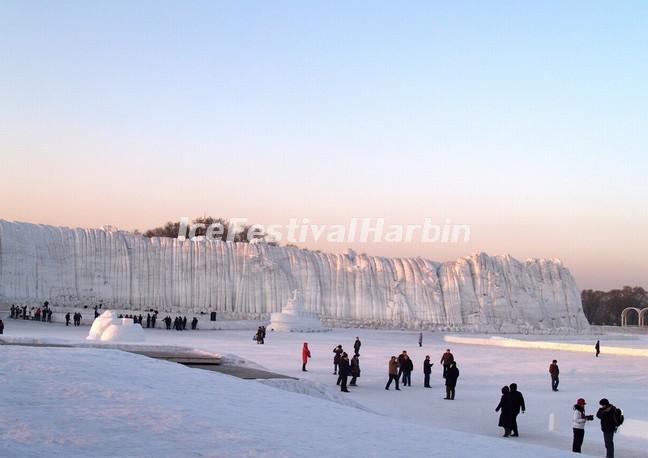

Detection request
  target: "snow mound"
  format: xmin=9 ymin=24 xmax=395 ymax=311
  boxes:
xmin=87 ymin=311 xmax=145 ymax=342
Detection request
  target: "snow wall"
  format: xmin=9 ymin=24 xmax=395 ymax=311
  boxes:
xmin=0 ymin=220 xmax=589 ymax=332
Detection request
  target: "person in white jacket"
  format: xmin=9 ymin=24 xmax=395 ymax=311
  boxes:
xmin=572 ymin=398 xmax=594 ymax=453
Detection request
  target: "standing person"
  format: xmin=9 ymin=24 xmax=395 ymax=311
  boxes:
xmin=572 ymin=398 xmax=594 ymax=453
xmin=595 ymin=340 xmax=601 ymax=358
xmin=423 ymin=355 xmax=433 ymax=388
xmin=385 ymin=356 xmax=400 ymax=390
xmin=0 ymin=319 xmax=4 ymax=334
xmin=549 ymin=360 xmax=560 ymax=391
xmin=261 ymin=326 xmax=266 ymax=342
xmin=349 ymin=354 xmax=360 ymax=386
xmin=191 ymin=317 xmax=198 ymax=330
xmin=495 ymin=386 xmax=514 ymax=437
xmin=509 ymin=383 xmax=526 ymax=437
xmin=440 ymin=349 xmax=454 ymax=378
xmin=397 ymin=350 xmax=408 ymax=383
xmin=353 ymin=337 xmax=361 ymax=356
xmin=256 ymin=326 xmax=264 ymax=344
xmin=332 ymin=345 xmax=343 ymax=374
xmin=65 ymin=312 xmax=71 ymax=326
xmin=338 ymin=352 xmax=350 ymax=392
xmin=146 ymin=314 xmax=151 ymax=329
xmin=151 ymin=312 xmax=157 ymax=329
xmin=596 ymin=398 xmax=618 ymax=458
xmin=418 ymin=332 xmax=423 ymax=347
xmin=302 ymin=342 xmax=311 ymax=372
xmin=444 ymin=361 xmax=459 ymax=400
xmin=401 ymin=353 xmax=413 ymax=387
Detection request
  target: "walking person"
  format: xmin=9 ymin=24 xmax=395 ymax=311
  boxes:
xmin=349 ymin=354 xmax=360 ymax=386
xmin=444 ymin=361 xmax=459 ymax=400
xmin=65 ymin=312 xmax=71 ymax=326
xmin=572 ymin=398 xmax=594 ymax=453
xmin=385 ymin=356 xmax=400 ymax=390
xmin=338 ymin=352 xmax=350 ymax=392
xmin=423 ymin=355 xmax=433 ymax=388
xmin=353 ymin=337 xmax=361 ymax=356
xmin=596 ymin=398 xmax=619 ymax=458
xmin=495 ymin=386 xmax=514 ymax=437
xmin=418 ymin=332 xmax=423 ymax=347
xmin=549 ymin=359 xmax=560 ymax=391
xmin=509 ymin=383 xmax=526 ymax=436
xmin=440 ymin=349 xmax=454 ymax=378
xmin=302 ymin=342 xmax=311 ymax=372
xmin=595 ymin=340 xmax=600 ymax=358
xmin=333 ymin=345 xmax=343 ymax=374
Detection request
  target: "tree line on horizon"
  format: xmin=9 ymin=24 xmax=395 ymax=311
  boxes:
xmin=581 ymin=286 xmax=648 ymax=326
xmin=138 ymin=216 xmax=276 ymax=244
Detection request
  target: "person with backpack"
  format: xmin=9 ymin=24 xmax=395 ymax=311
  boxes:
xmin=549 ymin=360 xmax=560 ymax=391
xmin=301 ymin=342 xmax=311 ymax=372
xmin=572 ymin=398 xmax=594 ymax=453
xmin=596 ymin=398 xmax=622 ymax=458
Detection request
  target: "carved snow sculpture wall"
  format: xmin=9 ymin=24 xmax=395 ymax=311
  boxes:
xmin=0 ymin=220 xmax=590 ymax=332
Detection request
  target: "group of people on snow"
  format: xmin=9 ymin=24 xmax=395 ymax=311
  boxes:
xmin=255 ymin=326 xmax=266 ymax=344
xmin=10 ymin=303 xmax=53 ymax=322
xmin=495 ymin=383 xmax=526 ymax=437
xmin=572 ymin=397 xmax=623 ymax=457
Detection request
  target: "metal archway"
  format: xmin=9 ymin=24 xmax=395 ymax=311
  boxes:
xmin=639 ymin=308 xmax=648 ymax=327
xmin=621 ymin=307 xmax=641 ymax=326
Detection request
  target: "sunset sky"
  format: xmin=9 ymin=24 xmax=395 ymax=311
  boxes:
xmin=1 ymin=1 xmax=646 ymax=290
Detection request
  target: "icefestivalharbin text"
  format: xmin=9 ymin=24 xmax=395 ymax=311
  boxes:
xmin=178 ymin=217 xmax=471 ymax=244
xmin=0 ymin=220 xmax=589 ymax=332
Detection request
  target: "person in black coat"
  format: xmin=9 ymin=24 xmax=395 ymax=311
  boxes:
xmin=595 ymin=340 xmax=601 ymax=357
xmin=0 ymin=319 xmax=4 ymax=334
xmin=353 ymin=337 xmax=361 ymax=356
xmin=338 ymin=352 xmax=350 ymax=392
xmin=423 ymin=355 xmax=433 ymax=388
xmin=191 ymin=317 xmax=198 ymax=330
xmin=401 ymin=354 xmax=413 ymax=386
xmin=333 ymin=345 xmax=343 ymax=374
xmin=596 ymin=398 xmax=617 ymax=458
xmin=495 ymin=386 xmax=514 ymax=437
xmin=349 ymin=354 xmax=360 ymax=386
xmin=444 ymin=361 xmax=459 ymax=400
xmin=509 ymin=383 xmax=526 ymax=436
xmin=65 ymin=312 xmax=71 ymax=326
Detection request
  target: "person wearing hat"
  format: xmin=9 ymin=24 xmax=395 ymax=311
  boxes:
xmin=596 ymin=398 xmax=617 ymax=458
xmin=572 ymin=398 xmax=594 ymax=453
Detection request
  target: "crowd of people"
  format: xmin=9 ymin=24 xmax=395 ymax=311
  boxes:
xmin=9 ymin=303 xmax=53 ymax=322
xmin=290 ymin=336 xmax=620 ymax=457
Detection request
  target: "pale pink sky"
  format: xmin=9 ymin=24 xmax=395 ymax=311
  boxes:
xmin=2 ymin=2 xmax=647 ymax=291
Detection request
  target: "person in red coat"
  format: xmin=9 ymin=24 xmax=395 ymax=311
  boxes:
xmin=302 ymin=342 xmax=311 ymax=372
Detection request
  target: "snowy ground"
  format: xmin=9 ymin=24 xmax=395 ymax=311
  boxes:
xmin=2 ymin=319 xmax=648 ymax=457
